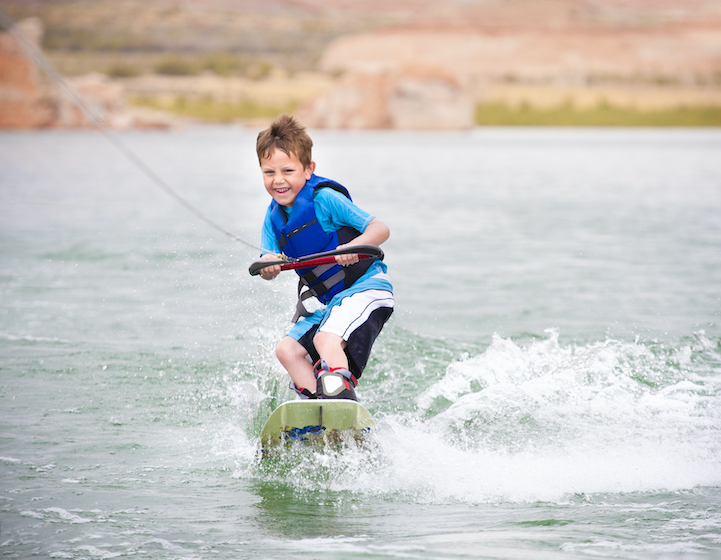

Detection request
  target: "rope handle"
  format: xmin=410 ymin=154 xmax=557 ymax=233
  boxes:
xmin=248 ymin=245 xmax=384 ymax=276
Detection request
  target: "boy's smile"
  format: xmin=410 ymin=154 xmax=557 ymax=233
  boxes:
xmin=261 ymin=149 xmax=315 ymax=207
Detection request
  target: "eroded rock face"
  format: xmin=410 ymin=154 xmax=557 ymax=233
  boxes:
xmin=297 ymin=68 xmax=474 ymax=130
xmin=319 ymin=28 xmax=721 ymax=85
xmin=388 ymin=70 xmax=474 ymax=130
xmin=0 ymin=19 xmax=128 ymax=129
xmin=50 ymin=73 xmax=127 ymax=128
xmin=0 ymin=18 xmax=50 ymax=129
xmin=297 ymin=72 xmax=391 ymax=129
xmin=1 ymin=19 xmax=172 ymax=130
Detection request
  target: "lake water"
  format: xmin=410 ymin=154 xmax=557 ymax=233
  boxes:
xmin=1 ymin=126 xmax=720 ymax=559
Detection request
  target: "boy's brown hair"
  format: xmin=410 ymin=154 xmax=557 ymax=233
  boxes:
xmin=256 ymin=114 xmax=313 ymax=168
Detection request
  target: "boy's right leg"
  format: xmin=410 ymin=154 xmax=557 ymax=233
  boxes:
xmin=275 ymin=336 xmax=316 ymax=393
xmin=276 ymin=334 xmax=357 ymax=400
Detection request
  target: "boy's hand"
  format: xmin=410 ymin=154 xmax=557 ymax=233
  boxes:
xmin=258 ymin=253 xmax=282 ymax=280
xmin=334 ymin=244 xmax=360 ymax=266
xmin=335 ymin=218 xmax=390 ymax=266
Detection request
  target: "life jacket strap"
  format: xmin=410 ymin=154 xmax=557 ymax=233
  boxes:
xmin=278 ymin=218 xmax=319 ymax=250
xmin=292 ymin=290 xmax=317 ymax=323
xmin=291 ymin=268 xmax=346 ymax=323
xmin=301 ymin=269 xmax=345 ymax=298
xmin=299 ymin=263 xmax=336 ymax=287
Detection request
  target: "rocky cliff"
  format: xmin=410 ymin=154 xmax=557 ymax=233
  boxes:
xmin=296 ymin=67 xmax=474 ymax=130
xmin=0 ymin=18 xmax=49 ymax=128
xmin=1 ymin=17 xmax=174 ymax=129
xmin=2 ymin=0 xmax=720 ymax=130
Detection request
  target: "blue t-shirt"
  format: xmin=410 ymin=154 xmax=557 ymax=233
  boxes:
xmin=261 ymin=187 xmax=374 ymax=253
xmin=261 ymin=186 xmax=392 ymax=292
xmin=261 ymin=185 xmax=393 ymax=336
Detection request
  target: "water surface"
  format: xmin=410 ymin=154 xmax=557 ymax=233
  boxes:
xmin=1 ymin=127 xmax=720 ymax=559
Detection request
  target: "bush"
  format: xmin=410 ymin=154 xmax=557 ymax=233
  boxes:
xmin=202 ymin=53 xmax=244 ymax=77
xmin=155 ymin=56 xmax=200 ymax=76
xmin=107 ymin=63 xmax=142 ymax=78
xmin=475 ymin=102 xmax=721 ymax=127
xmin=43 ymin=26 xmax=157 ymax=52
xmin=246 ymin=61 xmax=273 ymax=81
xmin=130 ymin=95 xmax=295 ymax=123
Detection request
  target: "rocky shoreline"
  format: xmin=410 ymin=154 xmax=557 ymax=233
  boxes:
xmin=2 ymin=9 xmax=720 ymax=130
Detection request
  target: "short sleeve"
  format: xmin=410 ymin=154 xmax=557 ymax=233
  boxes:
xmin=312 ymin=188 xmax=374 ymax=235
xmin=260 ymin=204 xmax=280 ymax=254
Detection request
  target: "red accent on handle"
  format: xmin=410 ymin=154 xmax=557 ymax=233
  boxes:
xmin=278 ymin=253 xmax=372 ymax=271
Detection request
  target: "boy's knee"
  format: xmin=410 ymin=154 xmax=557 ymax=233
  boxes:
xmin=313 ymin=331 xmax=342 ymax=352
xmin=276 ymin=337 xmax=302 ymax=361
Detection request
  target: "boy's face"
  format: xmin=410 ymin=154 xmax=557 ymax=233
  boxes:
xmin=260 ymin=148 xmax=315 ymax=207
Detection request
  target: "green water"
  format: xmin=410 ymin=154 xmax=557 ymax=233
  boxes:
xmin=1 ymin=127 xmax=720 ymax=559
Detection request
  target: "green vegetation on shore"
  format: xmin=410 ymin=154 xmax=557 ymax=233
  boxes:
xmin=5 ymin=1 xmax=380 ymax=77
xmin=132 ymin=96 xmax=721 ymax=127
xmin=475 ymin=102 xmax=721 ymax=127
xmin=130 ymin=96 xmax=295 ymax=123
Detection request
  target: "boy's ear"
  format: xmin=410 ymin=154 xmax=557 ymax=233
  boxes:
xmin=305 ymin=161 xmax=316 ymax=178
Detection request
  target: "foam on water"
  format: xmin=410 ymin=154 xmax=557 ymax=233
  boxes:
xmin=3 ymin=127 xmax=721 ymax=558
xmin=244 ymin=329 xmax=721 ymax=505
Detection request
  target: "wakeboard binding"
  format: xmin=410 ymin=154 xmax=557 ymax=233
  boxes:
xmin=289 ymin=359 xmax=358 ymax=401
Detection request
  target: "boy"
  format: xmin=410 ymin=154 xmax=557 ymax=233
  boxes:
xmin=255 ymin=114 xmax=394 ymax=401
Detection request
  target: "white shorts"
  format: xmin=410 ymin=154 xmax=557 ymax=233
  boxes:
xmin=291 ymin=288 xmax=394 ymax=378
xmin=319 ymin=289 xmax=395 ymax=340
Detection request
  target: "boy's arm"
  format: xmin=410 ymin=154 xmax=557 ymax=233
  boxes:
xmin=259 ymin=206 xmax=282 ymax=280
xmin=335 ymin=218 xmax=390 ymax=266
xmin=313 ymin=188 xmax=390 ymax=267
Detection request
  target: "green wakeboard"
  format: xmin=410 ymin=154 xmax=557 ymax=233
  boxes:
xmin=259 ymin=399 xmax=375 ymax=453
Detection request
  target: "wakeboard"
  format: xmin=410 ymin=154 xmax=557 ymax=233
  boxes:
xmin=259 ymin=399 xmax=375 ymax=454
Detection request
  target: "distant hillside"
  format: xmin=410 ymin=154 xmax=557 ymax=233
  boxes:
xmin=4 ymin=0 xmax=721 ymax=78
xmin=2 ymin=0 xmax=720 ymax=129
xmin=1 ymin=0 xmax=391 ymax=75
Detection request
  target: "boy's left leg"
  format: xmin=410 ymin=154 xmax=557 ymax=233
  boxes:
xmin=312 ymin=332 xmax=357 ymax=399
xmin=313 ymin=289 xmax=394 ymax=380
xmin=278 ymin=332 xmax=356 ymax=400
xmin=287 ymin=289 xmax=393 ymax=399
xmin=313 ymin=331 xmax=349 ymax=370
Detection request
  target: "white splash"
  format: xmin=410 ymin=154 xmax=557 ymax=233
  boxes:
xmin=258 ymin=330 xmax=721 ymax=504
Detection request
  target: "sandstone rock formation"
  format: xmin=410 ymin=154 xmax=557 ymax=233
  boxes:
xmin=0 ymin=17 xmax=50 ymax=128
xmin=47 ymin=72 xmax=124 ymax=128
xmin=4 ymin=1 xmax=720 ymax=130
xmin=296 ymin=67 xmax=474 ymax=130
xmin=49 ymin=73 xmax=175 ymax=129
xmin=1 ymin=18 xmax=173 ymax=129
xmin=320 ymin=27 xmax=721 ymax=87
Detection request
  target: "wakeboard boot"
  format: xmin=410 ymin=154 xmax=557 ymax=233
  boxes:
xmin=314 ymin=359 xmax=358 ymax=401
xmin=288 ymin=381 xmax=316 ymax=399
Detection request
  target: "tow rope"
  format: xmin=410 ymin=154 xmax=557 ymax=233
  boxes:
xmin=0 ymin=6 xmax=277 ymax=258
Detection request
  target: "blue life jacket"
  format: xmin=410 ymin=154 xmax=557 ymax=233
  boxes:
xmin=269 ymin=175 xmax=374 ymax=318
